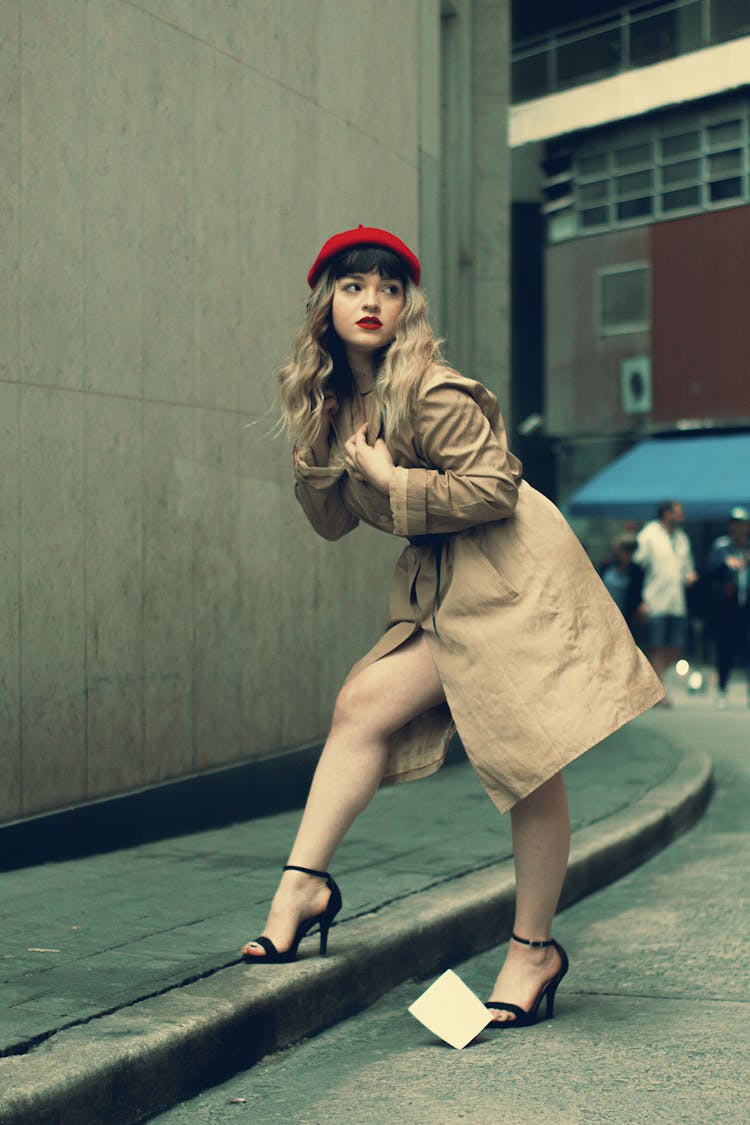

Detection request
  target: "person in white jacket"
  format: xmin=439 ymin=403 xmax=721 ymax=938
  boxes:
xmin=635 ymin=500 xmax=697 ymax=703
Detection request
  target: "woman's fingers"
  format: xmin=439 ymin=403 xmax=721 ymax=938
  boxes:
xmin=341 ymin=423 xmax=372 ymax=482
xmin=345 ymin=425 xmax=367 ymax=458
xmin=344 ymin=428 xmax=368 ymax=481
xmin=343 ymin=435 xmax=358 ymax=473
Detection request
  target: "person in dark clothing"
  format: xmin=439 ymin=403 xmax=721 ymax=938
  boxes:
xmin=599 ymin=534 xmax=645 ymax=638
xmin=703 ymin=507 xmax=750 ymax=708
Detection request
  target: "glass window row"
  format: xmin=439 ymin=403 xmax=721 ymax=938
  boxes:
xmin=545 ymin=102 xmax=750 ymax=241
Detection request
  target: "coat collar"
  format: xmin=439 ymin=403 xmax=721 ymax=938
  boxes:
xmin=331 ymin=388 xmax=384 ymax=449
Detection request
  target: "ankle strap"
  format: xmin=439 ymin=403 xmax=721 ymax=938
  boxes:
xmin=283 ymin=864 xmax=331 ymax=884
xmin=511 ymin=932 xmax=554 ymax=948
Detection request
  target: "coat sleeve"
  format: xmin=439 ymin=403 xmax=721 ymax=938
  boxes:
xmin=389 ymin=374 xmax=520 ymax=537
xmin=293 ymin=445 xmax=359 ymax=541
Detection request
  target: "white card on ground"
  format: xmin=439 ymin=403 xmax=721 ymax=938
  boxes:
xmin=408 ymin=969 xmax=493 ymax=1049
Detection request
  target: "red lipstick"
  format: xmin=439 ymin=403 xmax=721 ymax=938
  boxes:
xmin=357 ymin=316 xmax=382 ymax=329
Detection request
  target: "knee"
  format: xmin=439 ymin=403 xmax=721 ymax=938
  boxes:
xmin=331 ymin=679 xmax=362 ymax=734
xmin=331 ymin=676 xmax=381 ymax=738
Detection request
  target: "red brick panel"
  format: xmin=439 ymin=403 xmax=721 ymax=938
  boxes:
xmin=651 ymin=204 xmax=750 ymax=424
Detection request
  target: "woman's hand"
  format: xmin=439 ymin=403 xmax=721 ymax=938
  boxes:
xmin=344 ymin=423 xmax=394 ymax=495
xmin=309 ymin=389 xmax=339 ymax=466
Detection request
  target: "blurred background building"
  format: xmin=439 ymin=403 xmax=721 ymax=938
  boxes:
xmin=0 ymin=0 xmax=509 ymax=843
xmin=509 ymin=0 xmax=750 ymax=561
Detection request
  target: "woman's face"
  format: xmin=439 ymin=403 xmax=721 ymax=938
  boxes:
xmin=331 ymin=269 xmax=405 ymax=356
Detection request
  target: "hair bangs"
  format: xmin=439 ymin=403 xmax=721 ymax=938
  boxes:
xmin=332 ymin=246 xmax=407 ymax=283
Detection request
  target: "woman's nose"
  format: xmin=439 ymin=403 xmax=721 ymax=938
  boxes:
xmin=362 ymin=292 xmax=380 ymax=310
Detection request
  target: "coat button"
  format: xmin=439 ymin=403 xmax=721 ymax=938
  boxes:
xmin=378 ymin=515 xmax=390 ymax=526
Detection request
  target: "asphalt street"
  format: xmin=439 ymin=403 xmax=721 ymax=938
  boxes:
xmin=152 ymin=690 xmax=749 ymax=1125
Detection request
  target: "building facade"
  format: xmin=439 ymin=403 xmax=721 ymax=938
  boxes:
xmin=509 ymin=0 xmax=750 ymax=557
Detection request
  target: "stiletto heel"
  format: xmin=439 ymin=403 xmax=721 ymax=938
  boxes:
xmin=484 ymin=932 xmax=569 ymax=1029
xmin=241 ymin=864 xmax=343 ymax=964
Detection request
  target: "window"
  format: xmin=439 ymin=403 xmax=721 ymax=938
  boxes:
xmin=660 ymin=131 xmax=699 ymax=160
xmin=707 ymin=120 xmax=741 ymax=147
xmin=579 ymin=180 xmax=608 ymax=204
xmin=661 ymin=158 xmax=699 ymax=186
xmin=548 ymin=97 xmax=750 ymax=242
xmin=581 ymin=205 xmax=610 ymax=227
xmin=597 ymin=265 xmax=650 ymax=335
xmin=662 ymin=185 xmax=701 ymax=211
xmin=614 ymin=143 xmax=651 ymax=170
xmin=617 ymin=197 xmax=652 ymax=220
xmin=578 ymin=153 xmax=607 ymax=177
xmin=711 ymin=0 xmax=750 ymax=44
xmin=709 ymin=177 xmax=742 ymax=202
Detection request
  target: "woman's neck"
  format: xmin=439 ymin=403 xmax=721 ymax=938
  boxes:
xmin=344 ymin=345 xmax=376 ymax=395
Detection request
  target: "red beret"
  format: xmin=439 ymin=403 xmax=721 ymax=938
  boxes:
xmin=307 ymin=224 xmax=421 ymax=288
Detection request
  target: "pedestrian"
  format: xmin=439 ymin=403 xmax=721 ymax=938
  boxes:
xmin=634 ymin=501 xmax=697 ymax=704
xmin=241 ymin=226 xmax=662 ymax=1029
xmin=598 ymin=533 xmax=644 ymax=637
xmin=703 ymin=506 xmax=750 ymax=708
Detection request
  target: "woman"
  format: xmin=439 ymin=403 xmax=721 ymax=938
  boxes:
xmin=241 ymin=226 xmax=663 ymax=1027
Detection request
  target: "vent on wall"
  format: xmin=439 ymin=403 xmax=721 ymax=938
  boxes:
xmin=596 ymin=263 xmax=651 ymax=335
xmin=621 ymin=356 xmax=652 ymax=414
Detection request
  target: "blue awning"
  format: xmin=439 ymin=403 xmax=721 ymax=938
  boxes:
xmin=568 ymin=432 xmax=750 ymax=520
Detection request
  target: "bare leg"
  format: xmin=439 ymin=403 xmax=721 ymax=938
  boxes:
xmin=487 ymin=771 xmax=570 ymax=1022
xmin=242 ymin=633 xmax=445 ymax=956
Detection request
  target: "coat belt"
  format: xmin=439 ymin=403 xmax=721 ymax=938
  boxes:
xmin=407 ymin=535 xmax=446 ymax=636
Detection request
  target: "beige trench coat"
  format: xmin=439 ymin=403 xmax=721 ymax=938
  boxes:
xmin=293 ymin=367 xmax=663 ymax=812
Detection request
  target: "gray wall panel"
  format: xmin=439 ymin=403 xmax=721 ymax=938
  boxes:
xmin=0 ymin=383 xmax=21 ymax=819
xmin=19 ymin=386 xmax=86 ymax=813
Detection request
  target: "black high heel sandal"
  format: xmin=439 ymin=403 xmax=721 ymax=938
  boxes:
xmin=484 ymin=932 xmax=569 ymax=1029
xmin=241 ymin=864 xmax=343 ymax=964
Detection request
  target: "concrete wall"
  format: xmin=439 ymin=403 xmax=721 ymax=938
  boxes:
xmin=1 ymin=0 xmax=509 ymax=825
xmin=440 ymin=0 xmax=510 ymax=409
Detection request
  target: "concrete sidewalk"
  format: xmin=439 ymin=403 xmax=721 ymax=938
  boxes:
xmin=0 ymin=687 xmax=719 ymax=1124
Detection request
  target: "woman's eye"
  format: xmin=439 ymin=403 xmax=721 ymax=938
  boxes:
xmin=383 ymin=285 xmax=401 ymax=296
xmin=343 ymin=282 xmax=360 ymax=292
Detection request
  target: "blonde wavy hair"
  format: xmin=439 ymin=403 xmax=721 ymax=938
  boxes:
xmin=278 ymin=247 xmax=444 ymax=448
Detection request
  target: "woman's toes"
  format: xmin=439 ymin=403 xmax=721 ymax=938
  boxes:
xmin=488 ymin=1007 xmax=516 ymax=1024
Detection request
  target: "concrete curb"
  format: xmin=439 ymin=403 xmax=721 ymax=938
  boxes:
xmin=0 ymin=749 xmax=713 ymax=1125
